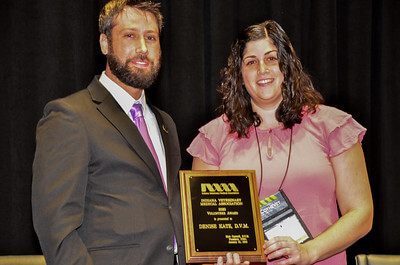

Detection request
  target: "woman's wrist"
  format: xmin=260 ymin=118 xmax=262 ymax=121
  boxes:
xmin=303 ymin=240 xmax=320 ymax=264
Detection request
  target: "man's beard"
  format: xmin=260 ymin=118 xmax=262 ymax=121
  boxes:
xmin=107 ymin=51 xmax=161 ymax=90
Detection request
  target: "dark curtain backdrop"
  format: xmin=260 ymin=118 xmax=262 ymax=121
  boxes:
xmin=1 ymin=0 xmax=399 ymax=263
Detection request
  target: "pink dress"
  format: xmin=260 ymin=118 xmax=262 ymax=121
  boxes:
xmin=187 ymin=105 xmax=366 ymax=265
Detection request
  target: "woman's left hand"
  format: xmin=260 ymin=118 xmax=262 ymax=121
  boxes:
xmin=263 ymin=237 xmax=313 ymax=265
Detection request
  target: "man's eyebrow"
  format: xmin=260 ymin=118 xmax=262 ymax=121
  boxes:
xmin=120 ymin=28 xmax=159 ymax=34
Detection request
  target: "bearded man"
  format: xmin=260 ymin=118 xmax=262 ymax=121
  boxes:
xmin=32 ymin=1 xmax=184 ymax=265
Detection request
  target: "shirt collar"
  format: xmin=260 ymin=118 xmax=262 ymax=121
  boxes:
xmin=99 ymin=71 xmax=148 ymax=115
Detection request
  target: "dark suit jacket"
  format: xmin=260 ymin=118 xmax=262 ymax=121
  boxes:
xmin=32 ymin=77 xmax=185 ymax=265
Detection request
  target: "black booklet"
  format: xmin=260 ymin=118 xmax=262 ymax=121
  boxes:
xmin=259 ymin=190 xmax=312 ymax=243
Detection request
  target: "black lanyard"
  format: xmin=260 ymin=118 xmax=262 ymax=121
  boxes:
xmin=254 ymin=126 xmax=293 ymax=195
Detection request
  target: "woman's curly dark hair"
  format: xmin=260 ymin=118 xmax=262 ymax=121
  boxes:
xmin=218 ymin=20 xmax=324 ymax=138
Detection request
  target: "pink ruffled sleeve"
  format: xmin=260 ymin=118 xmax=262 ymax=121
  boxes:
xmin=309 ymin=105 xmax=367 ymax=157
xmin=187 ymin=115 xmax=232 ymax=166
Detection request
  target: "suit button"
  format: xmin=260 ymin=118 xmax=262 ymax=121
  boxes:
xmin=166 ymin=244 xmax=174 ymax=253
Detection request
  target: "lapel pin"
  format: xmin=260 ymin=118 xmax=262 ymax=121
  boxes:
xmin=162 ymin=124 xmax=168 ymax=134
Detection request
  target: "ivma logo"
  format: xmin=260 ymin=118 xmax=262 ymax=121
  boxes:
xmin=201 ymin=183 xmax=239 ymax=193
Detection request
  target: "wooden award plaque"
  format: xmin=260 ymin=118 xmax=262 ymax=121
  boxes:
xmin=179 ymin=170 xmax=265 ymax=263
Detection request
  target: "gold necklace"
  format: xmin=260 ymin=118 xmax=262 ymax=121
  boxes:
xmin=266 ymin=129 xmax=273 ymax=159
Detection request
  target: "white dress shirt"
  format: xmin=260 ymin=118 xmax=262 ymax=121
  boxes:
xmin=99 ymin=72 xmax=167 ymax=189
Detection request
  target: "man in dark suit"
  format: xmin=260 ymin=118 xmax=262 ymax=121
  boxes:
xmin=32 ymin=1 xmax=184 ymax=264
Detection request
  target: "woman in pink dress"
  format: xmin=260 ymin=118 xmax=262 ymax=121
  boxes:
xmin=187 ymin=20 xmax=373 ymax=265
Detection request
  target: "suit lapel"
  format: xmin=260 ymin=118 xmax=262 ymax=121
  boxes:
xmin=87 ymin=77 xmax=163 ymax=187
xmin=148 ymin=103 xmax=176 ymax=194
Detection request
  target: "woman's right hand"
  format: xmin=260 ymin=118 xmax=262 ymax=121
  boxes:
xmin=216 ymin=253 xmax=250 ymax=265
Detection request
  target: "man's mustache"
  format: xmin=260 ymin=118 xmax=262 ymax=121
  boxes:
xmin=127 ymin=54 xmax=150 ymax=64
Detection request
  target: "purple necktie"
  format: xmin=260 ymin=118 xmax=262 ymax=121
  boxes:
xmin=130 ymin=103 xmax=167 ymax=194
xmin=131 ymin=103 xmax=177 ymax=252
